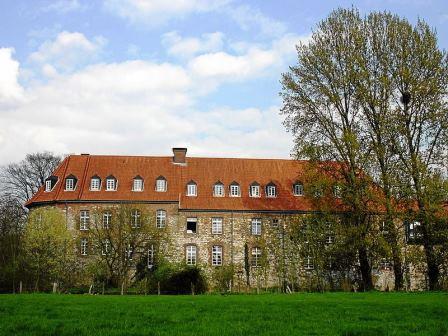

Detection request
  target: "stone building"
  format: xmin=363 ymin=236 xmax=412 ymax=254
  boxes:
xmin=25 ymin=148 xmax=418 ymax=291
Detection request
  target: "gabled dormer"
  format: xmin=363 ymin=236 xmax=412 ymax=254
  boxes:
xmin=65 ymin=174 xmax=77 ymax=191
xmin=44 ymin=175 xmax=58 ymax=192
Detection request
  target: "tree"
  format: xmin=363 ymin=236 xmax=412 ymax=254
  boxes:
xmin=0 ymin=196 xmax=26 ymax=292
xmin=23 ymin=207 xmax=78 ymax=292
xmin=1 ymin=152 xmax=61 ymax=204
xmin=86 ymin=204 xmax=170 ymax=294
xmin=281 ymin=8 xmax=448 ymax=290
xmin=281 ymin=9 xmax=375 ymax=290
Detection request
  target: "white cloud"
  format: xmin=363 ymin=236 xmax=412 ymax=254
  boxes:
xmin=162 ymin=31 xmax=224 ymax=58
xmin=0 ymin=48 xmax=24 ymax=106
xmin=103 ymin=0 xmax=230 ymax=26
xmin=29 ymin=31 xmax=106 ymax=75
xmin=0 ymin=50 xmax=294 ymax=164
xmin=42 ymin=0 xmax=85 ymax=13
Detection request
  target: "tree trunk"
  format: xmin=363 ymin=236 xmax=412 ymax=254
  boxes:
xmin=424 ymin=243 xmax=439 ymax=290
xmin=358 ymin=246 xmax=373 ymax=291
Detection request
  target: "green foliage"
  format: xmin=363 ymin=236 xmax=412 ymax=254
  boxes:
xmin=0 ymin=293 xmax=447 ymax=335
xmin=212 ymin=264 xmax=234 ymax=292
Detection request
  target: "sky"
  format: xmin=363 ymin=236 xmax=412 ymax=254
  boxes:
xmin=0 ymin=0 xmax=447 ymax=164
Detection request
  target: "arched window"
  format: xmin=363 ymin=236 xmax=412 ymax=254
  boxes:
xmin=250 ymin=181 xmax=260 ymax=197
xmin=229 ymin=181 xmax=240 ymax=197
xmin=106 ymin=175 xmax=117 ymax=191
xmin=266 ymin=182 xmax=277 ymax=198
xmin=212 ymin=245 xmax=223 ymax=266
xmin=90 ymin=175 xmax=101 ymax=191
xmin=293 ymin=182 xmax=304 ymax=196
xmin=186 ymin=180 xmax=197 ymax=196
xmin=65 ymin=174 xmax=77 ymax=191
xmin=132 ymin=175 xmax=144 ymax=191
xmin=155 ymin=176 xmax=167 ymax=192
xmin=213 ymin=181 xmax=224 ymax=197
xmin=156 ymin=209 xmax=166 ymax=228
xmin=251 ymin=247 xmax=262 ymax=267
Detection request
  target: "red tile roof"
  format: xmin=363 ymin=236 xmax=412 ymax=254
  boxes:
xmin=26 ymin=154 xmax=319 ymax=212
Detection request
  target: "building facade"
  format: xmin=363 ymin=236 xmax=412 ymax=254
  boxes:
xmin=26 ymin=148 xmax=420 ymax=291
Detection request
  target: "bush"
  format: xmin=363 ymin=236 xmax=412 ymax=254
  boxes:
xmin=212 ymin=265 xmax=234 ymax=292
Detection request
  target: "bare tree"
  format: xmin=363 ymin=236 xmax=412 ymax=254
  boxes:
xmin=1 ymin=152 xmax=62 ymax=204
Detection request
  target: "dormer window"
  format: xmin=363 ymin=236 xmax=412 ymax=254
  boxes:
xmin=213 ymin=181 xmax=224 ymax=197
xmin=186 ymin=181 xmax=197 ymax=196
xmin=65 ymin=175 xmax=77 ymax=191
xmin=250 ymin=182 xmax=260 ymax=197
xmin=90 ymin=175 xmax=101 ymax=191
xmin=133 ymin=176 xmax=144 ymax=192
xmin=266 ymin=182 xmax=277 ymax=198
xmin=155 ymin=176 xmax=167 ymax=192
xmin=229 ymin=182 xmax=240 ymax=197
xmin=44 ymin=175 xmax=58 ymax=192
xmin=106 ymin=176 xmax=117 ymax=191
xmin=293 ymin=182 xmax=304 ymax=196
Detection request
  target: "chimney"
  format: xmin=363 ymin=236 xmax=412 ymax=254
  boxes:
xmin=172 ymin=147 xmax=187 ymax=164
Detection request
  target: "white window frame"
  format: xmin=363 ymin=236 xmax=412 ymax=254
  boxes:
xmin=106 ymin=178 xmax=116 ymax=191
xmin=45 ymin=180 xmax=52 ymax=192
xmin=131 ymin=209 xmax=141 ymax=228
xmin=126 ymin=244 xmax=133 ymax=261
xmin=294 ymin=184 xmax=304 ymax=196
xmin=304 ymin=255 xmax=314 ymax=270
xmin=101 ymin=239 xmax=110 ymax=255
xmin=212 ymin=245 xmax=222 ymax=266
xmin=187 ymin=183 xmax=197 ymax=196
xmin=65 ymin=178 xmax=75 ymax=191
xmin=80 ymin=210 xmax=89 ymax=230
xmin=326 ymin=235 xmax=334 ymax=244
xmin=213 ymin=184 xmax=224 ymax=197
xmin=229 ymin=184 xmax=240 ymax=197
xmin=186 ymin=217 xmax=197 ymax=234
xmin=80 ymin=238 xmax=88 ymax=256
xmin=90 ymin=178 xmax=101 ymax=191
xmin=333 ymin=185 xmax=342 ymax=198
xmin=251 ymin=218 xmax=262 ymax=235
xmin=251 ymin=247 xmax=262 ymax=267
xmin=103 ymin=211 xmax=112 ymax=229
xmin=156 ymin=178 xmax=167 ymax=192
xmin=186 ymin=245 xmax=197 ymax=266
xmin=133 ymin=178 xmax=143 ymax=192
xmin=211 ymin=217 xmax=223 ymax=234
xmin=156 ymin=210 xmax=166 ymax=228
xmin=147 ymin=244 xmax=155 ymax=269
xmin=250 ymin=185 xmax=260 ymax=197
xmin=266 ymin=185 xmax=276 ymax=198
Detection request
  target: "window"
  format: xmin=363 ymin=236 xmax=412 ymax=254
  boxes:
xmin=407 ymin=221 xmax=422 ymax=240
xmin=251 ymin=218 xmax=262 ymax=235
xmin=251 ymin=247 xmax=262 ymax=267
xmin=250 ymin=182 xmax=260 ymax=197
xmin=45 ymin=180 xmax=52 ymax=192
xmin=65 ymin=178 xmax=75 ymax=191
xmin=147 ymin=244 xmax=154 ymax=269
xmin=304 ymin=255 xmax=314 ymax=270
xmin=103 ymin=211 xmax=112 ymax=229
xmin=266 ymin=183 xmax=277 ymax=198
xmin=213 ymin=182 xmax=224 ymax=197
xmin=186 ymin=217 xmax=197 ymax=234
xmin=333 ymin=185 xmax=342 ymax=198
xmin=186 ymin=245 xmax=197 ymax=265
xmin=293 ymin=183 xmax=304 ymax=196
xmin=80 ymin=210 xmax=89 ymax=230
xmin=80 ymin=238 xmax=88 ymax=256
xmin=229 ymin=182 xmax=240 ymax=197
xmin=155 ymin=177 xmax=167 ymax=192
xmin=211 ymin=217 xmax=223 ymax=234
xmin=271 ymin=218 xmax=279 ymax=228
xmin=326 ymin=235 xmax=334 ymax=244
xmin=106 ymin=176 xmax=117 ymax=191
xmin=156 ymin=210 xmax=166 ymax=228
xmin=133 ymin=177 xmax=143 ymax=191
xmin=131 ymin=209 xmax=141 ymax=228
xmin=125 ymin=244 xmax=133 ymax=261
xmin=102 ymin=239 xmax=110 ymax=255
xmin=90 ymin=176 xmax=101 ymax=191
xmin=187 ymin=181 xmax=197 ymax=196
xmin=212 ymin=245 xmax=222 ymax=266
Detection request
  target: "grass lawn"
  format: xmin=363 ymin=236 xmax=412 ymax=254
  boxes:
xmin=0 ymin=292 xmax=447 ymax=336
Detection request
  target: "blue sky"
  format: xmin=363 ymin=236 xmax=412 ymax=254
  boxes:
xmin=0 ymin=0 xmax=447 ymax=164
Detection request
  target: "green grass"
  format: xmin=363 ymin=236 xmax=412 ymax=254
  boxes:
xmin=0 ymin=292 xmax=447 ymax=336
